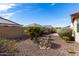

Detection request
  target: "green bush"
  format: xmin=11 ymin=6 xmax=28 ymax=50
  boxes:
xmin=24 ymin=25 xmax=57 ymax=43
xmin=24 ymin=26 xmax=44 ymax=43
xmin=42 ymin=27 xmax=50 ymax=34
xmin=42 ymin=27 xmax=56 ymax=34
xmin=0 ymin=39 xmax=17 ymax=55
xmin=58 ymin=28 xmax=72 ymax=42
xmin=63 ymin=36 xmax=70 ymax=42
xmin=51 ymin=28 xmax=57 ymax=33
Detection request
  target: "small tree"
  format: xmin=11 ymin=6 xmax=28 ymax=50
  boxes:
xmin=24 ymin=26 xmax=44 ymax=43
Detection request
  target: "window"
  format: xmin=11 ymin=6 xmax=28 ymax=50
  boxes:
xmin=77 ymin=19 xmax=79 ymax=32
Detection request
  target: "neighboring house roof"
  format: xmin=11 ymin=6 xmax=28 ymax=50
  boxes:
xmin=71 ymin=12 xmax=79 ymax=16
xmin=0 ymin=17 xmax=22 ymax=26
xmin=71 ymin=12 xmax=79 ymax=23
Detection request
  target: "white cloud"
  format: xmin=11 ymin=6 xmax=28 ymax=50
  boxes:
xmin=0 ymin=12 xmax=15 ymax=19
xmin=0 ymin=10 xmax=22 ymax=19
xmin=0 ymin=3 xmax=16 ymax=12
xmin=0 ymin=3 xmax=17 ymax=19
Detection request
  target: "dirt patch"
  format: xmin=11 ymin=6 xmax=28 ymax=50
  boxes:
xmin=15 ymin=33 xmax=79 ymax=56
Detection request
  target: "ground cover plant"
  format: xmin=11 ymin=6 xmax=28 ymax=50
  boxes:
xmin=0 ymin=38 xmax=18 ymax=56
xmin=58 ymin=28 xmax=72 ymax=42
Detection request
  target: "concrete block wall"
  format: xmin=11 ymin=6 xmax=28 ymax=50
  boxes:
xmin=0 ymin=26 xmax=24 ymax=38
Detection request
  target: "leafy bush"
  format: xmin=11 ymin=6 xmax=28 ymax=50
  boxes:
xmin=63 ymin=36 xmax=70 ymax=42
xmin=42 ymin=27 xmax=50 ymax=34
xmin=51 ymin=28 xmax=57 ymax=33
xmin=24 ymin=26 xmax=44 ymax=43
xmin=0 ymin=39 xmax=17 ymax=55
xmin=24 ymin=25 xmax=57 ymax=43
xmin=58 ymin=28 xmax=72 ymax=42
xmin=41 ymin=27 xmax=56 ymax=35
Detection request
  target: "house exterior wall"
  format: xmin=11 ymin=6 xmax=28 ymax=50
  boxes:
xmin=73 ymin=19 xmax=79 ymax=42
xmin=71 ymin=13 xmax=79 ymax=42
xmin=0 ymin=26 xmax=24 ymax=38
xmin=71 ymin=22 xmax=74 ymax=37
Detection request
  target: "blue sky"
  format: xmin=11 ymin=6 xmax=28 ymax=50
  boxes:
xmin=1 ymin=3 xmax=79 ymax=27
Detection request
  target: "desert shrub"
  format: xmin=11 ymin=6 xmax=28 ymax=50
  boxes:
xmin=58 ymin=28 xmax=72 ymax=42
xmin=42 ymin=27 xmax=50 ymax=34
xmin=24 ymin=25 xmax=57 ymax=43
xmin=0 ymin=39 xmax=17 ymax=56
xmin=51 ymin=28 xmax=57 ymax=33
xmin=63 ymin=36 xmax=70 ymax=42
xmin=42 ymin=27 xmax=56 ymax=34
xmin=24 ymin=26 xmax=44 ymax=43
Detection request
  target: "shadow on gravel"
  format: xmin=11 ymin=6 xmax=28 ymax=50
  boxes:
xmin=71 ymin=37 xmax=75 ymax=41
xmin=50 ymin=43 xmax=61 ymax=49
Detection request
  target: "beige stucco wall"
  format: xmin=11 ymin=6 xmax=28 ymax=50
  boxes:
xmin=70 ymin=22 xmax=74 ymax=37
xmin=73 ymin=19 xmax=79 ymax=42
xmin=0 ymin=26 xmax=24 ymax=38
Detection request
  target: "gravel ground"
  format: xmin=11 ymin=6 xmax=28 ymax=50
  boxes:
xmin=16 ymin=33 xmax=79 ymax=56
